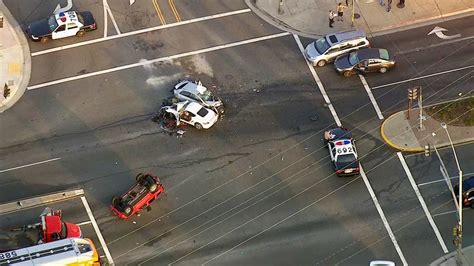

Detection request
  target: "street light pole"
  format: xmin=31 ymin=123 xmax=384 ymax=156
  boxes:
xmin=441 ymin=123 xmax=463 ymax=264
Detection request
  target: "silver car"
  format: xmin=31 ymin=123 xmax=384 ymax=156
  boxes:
xmin=173 ymin=80 xmax=225 ymax=115
xmin=305 ymin=30 xmax=369 ymax=67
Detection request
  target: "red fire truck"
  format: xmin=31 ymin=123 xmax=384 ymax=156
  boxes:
xmin=0 ymin=208 xmax=81 ymax=251
xmin=111 ymin=173 xmax=165 ymax=219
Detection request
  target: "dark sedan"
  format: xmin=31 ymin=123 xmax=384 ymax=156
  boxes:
xmin=335 ymin=48 xmax=396 ymax=77
xmin=454 ymin=176 xmax=474 ymax=208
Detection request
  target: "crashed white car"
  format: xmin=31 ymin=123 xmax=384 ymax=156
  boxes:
xmin=161 ymin=101 xmax=218 ymax=130
xmin=173 ymin=80 xmax=224 ymax=115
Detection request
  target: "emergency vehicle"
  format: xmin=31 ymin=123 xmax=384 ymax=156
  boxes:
xmin=0 ymin=208 xmax=81 ymax=251
xmin=26 ymin=11 xmax=97 ymax=43
xmin=324 ymin=127 xmax=360 ymax=176
xmin=111 ymin=173 xmax=165 ymax=219
xmin=0 ymin=238 xmax=99 ymax=265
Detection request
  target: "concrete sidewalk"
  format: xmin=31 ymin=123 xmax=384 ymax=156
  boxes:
xmin=0 ymin=0 xmax=30 ymax=113
xmin=380 ymin=97 xmax=474 ymax=152
xmin=246 ymin=0 xmax=474 ymax=38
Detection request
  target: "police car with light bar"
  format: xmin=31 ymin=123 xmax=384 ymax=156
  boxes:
xmin=26 ymin=11 xmax=97 ymax=43
xmin=324 ymin=127 xmax=360 ymax=176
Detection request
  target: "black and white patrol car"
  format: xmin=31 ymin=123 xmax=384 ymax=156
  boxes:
xmin=26 ymin=11 xmax=97 ymax=43
xmin=324 ymin=127 xmax=360 ymax=176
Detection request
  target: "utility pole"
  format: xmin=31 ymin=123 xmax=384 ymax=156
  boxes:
xmin=417 ymin=86 xmax=424 ymax=130
xmin=441 ymin=123 xmax=464 ymax=264
xmin=351 ymin=0 xmax=355 ymax=27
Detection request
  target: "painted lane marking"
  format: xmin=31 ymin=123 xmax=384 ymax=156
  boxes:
xmin=359 ymin=74 xmax=384 ymax=120
xmin=433 ymin=207 xmax=470 ymax=218
xmin=396 ymin=35 xmax=474 ymax=56
xmin=397 ymin=152 xmax=449 ymax=253
xmin=417 ymin=172 xmax=474 ymax=187
xmin=293 ymin=34 xmax=342 ymax=127
xmin=372 ymin=65 xmax=474 ymax=90
xmin=153 ymin=0 xmax=166 ymax=25
xmin=104 ymin=0 xmax=121 ymax=35
xmin=76 ymin=220 xmax=93 ymax=226
xmin=169 ymin=0 xmax=181 ymax=22
xmin=81 ymin=196 xmax=114 ymax=265
xmin=28 ymin=32 xmax=290 ymax=90
xmin=360 ymin=166 xmax=408 ymax=266
xmin=31 ymin=9 xmax=251 ymax=57
xmin=171 ymin=176 xmax=362 ymax=265
xmin=0 ymin=158 xmax=61 ymax=173
xmin=102 ymin=0 xmax=108 ymax=37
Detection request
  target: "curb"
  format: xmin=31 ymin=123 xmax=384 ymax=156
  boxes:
xmin=380 ymin=111 xmax=424 ymax=152
xmin=245 ymin=0 xmax=474 ymax=39
xmin=369 ymin=8 xmax=474 ymax=37
xmin=0 ymin=0 xmax=31 ymax=113
xmin=0 ymin=189 xmax=84 ymax=215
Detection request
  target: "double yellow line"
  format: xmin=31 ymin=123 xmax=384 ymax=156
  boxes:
xmin=152 ymin=0 xmax=181 ymax=25
xmin=168 ymin=0 xmax=181 ymax=22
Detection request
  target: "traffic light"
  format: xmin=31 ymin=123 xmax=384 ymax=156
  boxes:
xmin=424 ymin=144 xmax=431 ymax=157
xmin=3 ymin=83 xmax=10 ymax=98
xmin=408 ymin=88 xmax=418 ymax=100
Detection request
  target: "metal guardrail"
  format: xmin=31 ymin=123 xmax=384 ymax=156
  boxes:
xmin=0 ymin=189 xmax=84 ymax=215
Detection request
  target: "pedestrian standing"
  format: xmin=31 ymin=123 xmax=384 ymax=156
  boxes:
xmin=336 ymin=3 xmax=345 ymax=21
xmin=328 ymin=10 xmax=335 ymax=28
xmin=345 ymin=0 xmax=350 ymax=6
xmin=379 ymin=0 xmax=385 ymax=6
xmin=387 ymin=0 xmax=392 ymax=12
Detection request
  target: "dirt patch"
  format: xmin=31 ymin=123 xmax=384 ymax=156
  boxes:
xmin=425 ymin=96 xmax=474 ymax=126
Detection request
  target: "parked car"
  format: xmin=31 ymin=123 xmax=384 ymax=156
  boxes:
xmin=26 ymin=11 xmax=97 ymax=43
xmin=173 ymin=80 xmax=225 ymax=115
xmin=305 ymin=30 xmax=369 ymax=67
xmin=454 ymin=176 xmax=474 ymax=208
xmin=111 ymin=173 xmax=165 ymax=219
xmin=324 ymin=127 xmax=360 ymax=176
xmin=160 ymin=101 xmax=218 ymax=130
xmin=334 ymin=48 xmax=396 ymax=77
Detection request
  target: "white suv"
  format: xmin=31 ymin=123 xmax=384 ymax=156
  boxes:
xmin=305 ymin=30 xmax=370 ymax=67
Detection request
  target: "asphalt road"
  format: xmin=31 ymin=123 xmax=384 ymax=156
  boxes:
xmin=0 ymin=1 xmax=473 ymax=265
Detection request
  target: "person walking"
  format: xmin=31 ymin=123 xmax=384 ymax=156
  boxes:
xmin=336 ymin=3 xmax=345 ymax=21
xmin=328 ymin=10 xmax=335 ymax=28
xmin=387 ymin=0 xmax=392 ymax=12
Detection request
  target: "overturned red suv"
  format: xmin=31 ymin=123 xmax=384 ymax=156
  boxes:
xmin=111 ymin=173 xmax=165 ymax=219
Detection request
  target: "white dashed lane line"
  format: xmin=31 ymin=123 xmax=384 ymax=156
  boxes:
xmin=293 ymin=34 xmax=342 ymax=127
xmin=31 ymin=9 xmax=251 ymax=57
xmin=0 ymin=158 xmax=61 ymax=173
xmin=360 ymin=166 xmax=408 ymax=266
xmin=371 ymin=65 xmax=474 ymax=90
xmin=28 ymin=32 xmax=290 ymax=90
xmin=397 ymin=152 xmax=449 ymax=254
xmin=81 ymin=196 xmax=114 ymax=265
xmin=359 ymin=74 xmax=384 ymax=120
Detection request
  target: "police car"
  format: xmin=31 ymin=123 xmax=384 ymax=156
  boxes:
xmin=26 ymin=11 xmax=97 ymax=43
xmin=324 ymin=127 xmax=360 ymax=176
